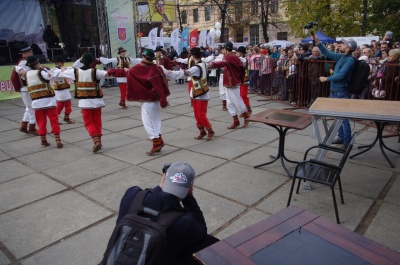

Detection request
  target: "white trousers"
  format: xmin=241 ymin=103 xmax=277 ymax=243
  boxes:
xmin=141 ymin=102 xmax=162 ymax=139
xmin=218 ymin=74 xmax=226 ymax=100
xmin=226 ymin=86 xmax=247 ymax=116
xmin=20 ymin=91 xmax=36 ymax=124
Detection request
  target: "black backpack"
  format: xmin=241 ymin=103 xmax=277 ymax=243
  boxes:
xmin=100 ymin=190 xmax=184 ymax=265
xmin=348 ymin=58 xmax=370 ymax=95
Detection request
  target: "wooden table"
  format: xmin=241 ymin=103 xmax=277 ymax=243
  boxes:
xmin=248 ymin=109 xmax=312 ymax=177
xmin=194 ymin=206 xmax=400 ymax=265
xmin=309 ymin=98 xmax=400 ymax=168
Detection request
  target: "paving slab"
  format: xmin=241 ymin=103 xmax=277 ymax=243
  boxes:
xmin=0 ymin=128 xmax=32 ymax=144
xmin=0 ymin=136 xmax=53 ymax=157
xmin=223 ymin=125 xmax=278 ymax=145
xmin=0 ymin=191 xmax=112 ymax=259
xmin=101 ymin=117 xmax=142 ymax=132
xmin=188 ymin=138 xmax=260 ymax=160
xmin=0 ymin=173 xmax=66 ymax=214
xmin=74 ymin=132 xmax=142 ymax=153
xmin=21 ymin=217 xmax=115 ymax=265
xmin=0 ymin=159 xmax=35 ymax=183
xmin=0 ymin=149 xmax=11 ymax=162
xmin=195 ymin=162 xmax=287 ymax=206
xmin=43 ymin=155 xmax=131 ymax=187
xmin=215 ymin=209 xmax=270 ymax=240
xmin=256 ymin=182 xmax=374 ymax=231
xmin=384 ymin=175 xmax=400 ymax=206
xmin=17 ymin=145 xmax=92 ymax=171
xmin=77 ymin=166 xmax=161 ymax=211
xmin=0 ymin=118 xmax=20 ymax=132
xmin=363 ymin=202 xmax=400 ymax=251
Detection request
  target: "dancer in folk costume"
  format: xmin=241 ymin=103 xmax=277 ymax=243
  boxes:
xmin=208 ymin=42 xmax=249 ymax=129
xmin=51 ymin=55 xmax=75 ymax=124
xmin=99 ymin=47 xmax=141 ymax=109
xmin=236 ymin=46 xmax=252 ymax=115
xmin=20 ymin=56 xmax=63 ymax=148
xmin=182 ymin=47 xmax=215 ymax=141
xmin=108 ymin=49 xmax=186 ymax=155
xmin=57 ymin=53 xmax=115 ymax=152
xmin=13 ymin=45 xmax=38 ymax=135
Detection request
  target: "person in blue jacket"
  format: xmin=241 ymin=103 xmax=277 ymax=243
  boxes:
xmin=314 ymin=35 xmax=356 ymax=148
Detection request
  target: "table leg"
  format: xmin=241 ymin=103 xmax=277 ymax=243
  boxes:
xmin=254 ymin=126 xmax=294 ymax=177
xmin=350 ymin=121 xmax=398 ymax=168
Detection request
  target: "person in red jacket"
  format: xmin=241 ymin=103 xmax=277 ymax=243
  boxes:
xmin=208 ymin=42 xmax=250 ymax=129
xmin=108 ymin=49 xmax=183 ymax=155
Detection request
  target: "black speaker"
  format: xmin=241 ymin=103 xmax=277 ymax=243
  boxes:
xmin=0 ymin=40 xmax=7 ymax=46
xmin=0 ymin=56 xmax=7 ymax=65
xmin=0 ymin=46 xmax=11 ymax=64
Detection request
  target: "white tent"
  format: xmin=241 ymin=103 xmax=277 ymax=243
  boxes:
xmin=264 ymin=40 xmax=295 ymax=48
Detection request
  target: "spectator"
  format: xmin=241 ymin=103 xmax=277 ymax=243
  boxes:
xmin=259 ymin=49 xmax=273 ymax=95
xmin=315 ymin=35 xmax=355 ymax=149
xmin=283 ymin=49 xmax=297 ymax=105
xmin=379 ymin=48 xmax=390 ymax=64
xmin=359 ymin=48 xmax=378 ymax=99
xmin=375 ymin=42 xmax=389 ymax=59
xmin=375 ymin=49 xmax=400 ymax=100
xmin=116 ymin=162 xmax=219 ymax=265
xmin=276 ymin=49 xmax=288 ymax=100
xmin=249 ymin=47 xmax=261 ymax=93
xmin=307 ymin=47 xmax=327 ymax=103
xmin=168 ymin=46 xmax=178 ymax=60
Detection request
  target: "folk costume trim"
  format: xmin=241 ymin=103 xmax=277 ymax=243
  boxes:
xmin=191 ymin=61 xmax=209 ymax=98
xmin=27 ymin=69 xmax=55 ymax=100
xmin=74 ymin=68 xmax=103 ymax=99
xmin=117 ymin=57 xmax=130 ymax=69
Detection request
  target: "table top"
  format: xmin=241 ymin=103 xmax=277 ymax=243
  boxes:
xmin=309 ymin=98 xmax=400 ymax=122
xmin=194 ymin=206 xmax=400 ymax=265
xmin=248 ymin=109 xmax=312 ymax=130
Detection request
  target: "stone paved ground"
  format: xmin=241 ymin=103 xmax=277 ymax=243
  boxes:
xmin=0 ymin=82 xmax=399 ymax=264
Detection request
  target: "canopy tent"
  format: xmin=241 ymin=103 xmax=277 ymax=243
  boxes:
xmin=301 ymin=30 xmax=335 ymax=43
xmin=264 ymin=40 xmax=295 ymax=48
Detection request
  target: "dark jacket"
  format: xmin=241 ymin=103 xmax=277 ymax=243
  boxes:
xmin=117 ymin=186 xmax=208 ymax=265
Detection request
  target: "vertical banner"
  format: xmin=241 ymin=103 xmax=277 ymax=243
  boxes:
xmin=198 ymin=30 xmax=208 ymax=48
xmin=148 ymin=27 xmax=158 ymax=50
xmin=107 ymin=0 xmax=136 ymax=58
xmin=189 ymin=29 xmax=198 ymax=49
xmin=170 ymin=28 xmax=179 ymax=51
xmin=180 ymin=27 xmax=189 ymax=53
xmin=159 ymin=28 xmax=164 ymax=47
xmin=206 ymin=31 xmax=214 ymax=48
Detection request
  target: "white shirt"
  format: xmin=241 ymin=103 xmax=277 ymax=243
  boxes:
xmin=50 ymin=67 xmax=73 ymax=101
xmin=27 ymin=68 xmax=57 ymax=109
xmin=99 ymin=57 xmax=141 ymax=83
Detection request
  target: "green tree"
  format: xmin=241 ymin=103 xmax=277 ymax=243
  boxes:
xmin=283 ymin=0 xmax=365 ymax=38
xmin=367 ymin=0 xmax=400 ymax=41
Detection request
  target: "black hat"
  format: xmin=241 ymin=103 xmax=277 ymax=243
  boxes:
xmin=223 ymin=42 xmax=233 ymax=51
xmin=190 ymin=47 xmax=201 ymax=56
xmin=237 ymin=46 xmax=246 ymax=54
xmin=20 ymin=45 xmax=32 ymax=53
xmin=117 ymin=46 xmax=127 ymax=54
xmin=142 ymin=49 xmax=155 ymax=60
xmin=155 ymin=46 xmax=163 ymax=52
xmin=81 ymin=52 xmax=95 ymax=65
xmin=54 ymin=55 xmax=64 ymax=63
xmin=26 ymin=56 xmax=39 ymax=67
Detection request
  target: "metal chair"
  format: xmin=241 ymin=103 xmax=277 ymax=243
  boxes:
xmin=287 ymin=133 xmax=357 ymax=224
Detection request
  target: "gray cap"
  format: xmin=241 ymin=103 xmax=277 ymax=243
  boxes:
xmin=162 ymin=162 xmax=195 ymax=199
xmin=340 ymin=38 xmax=357 ymax=52
xmin=385 ymin=31 xmax=393 ymax=37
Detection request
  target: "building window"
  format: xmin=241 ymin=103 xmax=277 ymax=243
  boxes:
xmin=204 ymin=6 xmax=211 ymax=21
xmin=277 ymin=32 xmax=288 ymax=40
xmin=193 ymin=8 xmax=199 ymax=23
xmin=251 ymin=0 xmax=258 ymax=14
xmin=250 ymin=25 xmax=259 ymax=45
xmin=181 ymin=10 xmax=187 ymax=24
xmin=236 ymin=31 xmax=243 ymax=42
xmin=271 ymin=0 xmax=279 ymax=13
xmin=235 ymin=2 xmax=242 ymax=21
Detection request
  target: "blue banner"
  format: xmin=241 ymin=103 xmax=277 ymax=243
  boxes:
xmin=180 ymin=27 xmax=189 ymax=53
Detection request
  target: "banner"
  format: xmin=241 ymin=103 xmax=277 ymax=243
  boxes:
xmin=180 ymin=27 xmax=189 ymax=53
xmin=170 ymin=28 xmax=180 ymax=52
xmin=206 ymin=31 xmax=214 ymax=48
xmin=147 ymin=0 xmax=176 ymax=22
xmin=148 ymin=27 xmax=158 ymax=50
xmin=199 ymin=30 xmax=208 ymax=48
xmin=189 ymin=29 xmax=198 ymax=49
xmin=106 ymin=0 xmax=136 ymax=58
xmin=160 ymin=28 xmax=164 ymax=48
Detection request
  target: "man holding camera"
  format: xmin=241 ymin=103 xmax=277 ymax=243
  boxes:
xmin=314 ymin=34 xmax=355 ymax=149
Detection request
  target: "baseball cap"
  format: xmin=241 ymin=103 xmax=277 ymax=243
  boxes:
xmin=162 ymin=162 xmax=195 ymax=199
xmin=340 ymin=38 xmax=357 ymax=52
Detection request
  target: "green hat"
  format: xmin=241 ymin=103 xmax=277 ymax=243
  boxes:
xmin=223 ymin=42 xmax=234 ymax=51
xmin=237 ymin=46 xmax=246 ymax=54
xmin=155 ymin=46 xmax=163 ymax=52
xmin=81 ymin=52 xmax=95 ymax=65
xmin=26 ymin=56 xmax=39 ymax=67
xmin=142 ymin=49 xmax=155 ymax=60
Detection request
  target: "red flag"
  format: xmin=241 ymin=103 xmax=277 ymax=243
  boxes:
xmin=189 ymin=29 xmax=198 ymax=49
